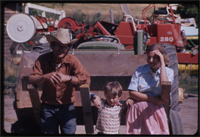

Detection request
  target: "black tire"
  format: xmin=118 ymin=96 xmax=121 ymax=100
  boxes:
xmin=89 ymin=35 xmax=120 ymax=43
xmin=32 ymin=44 xmax=50 ymax=54
xmin=162 ymin=43 xmax=179 ymax=111
xmin=169 ymin=110 xmax=184 ymax=134
xmin=161 ymin=43 xmax=184 ymax=135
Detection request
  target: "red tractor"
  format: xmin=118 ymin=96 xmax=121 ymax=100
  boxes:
xmin=56 ymin=4 xmax=198 ymax=66
xmin=7 ymin=4 xmax=198 ymax=66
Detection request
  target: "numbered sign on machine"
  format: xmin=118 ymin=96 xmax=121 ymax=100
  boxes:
xmin=159 ymin=36 xmax=174 ymax=43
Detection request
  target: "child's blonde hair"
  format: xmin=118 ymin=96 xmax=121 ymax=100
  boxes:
xmin=103 ymin=81 xmax=123 ymax=97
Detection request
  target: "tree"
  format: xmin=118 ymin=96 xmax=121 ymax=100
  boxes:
xmin=176 ymin=4 xmax=198 ymax=26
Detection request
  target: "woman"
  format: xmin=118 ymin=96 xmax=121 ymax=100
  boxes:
xmin=126 ymin=43 xmax=174 ymax=134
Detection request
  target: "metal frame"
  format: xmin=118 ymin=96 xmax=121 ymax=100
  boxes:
xmin=23 ymin=3 xmax=65 ymax=20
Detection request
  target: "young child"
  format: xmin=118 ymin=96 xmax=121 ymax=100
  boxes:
xmin=90 ymin=81 xmax=133 ymax=134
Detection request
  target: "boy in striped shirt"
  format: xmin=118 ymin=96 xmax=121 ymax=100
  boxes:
xmin=91 ymin=81 xmax=133 ymax=134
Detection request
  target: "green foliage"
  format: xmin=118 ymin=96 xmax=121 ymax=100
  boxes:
xmin=158 ymin=4 xmax=198 ymax=26
xmin=176 ymin=4 xmax=199 ymax=26
xmin=178 ymin=71 xmax=198 ymax=94
xmin=70 ymin=9 xmax=104 ymax=24
xmin=177 ymin=4 xmax=198 ymax=18
xmin=4 ymin=76 xmax=17 ymax=83
xmin=91 ymin=12 xmax=104 ymax=24
xmin=68 ymin=9 xmax=123 ymax=25
xmin=4 ymin=80 xmax=16 ymax=97
xmin=23 ymin=42 xmax=32 ymax=51
xmin=36 ymin=3 xmax=65 ymax=8
xmin=68 ymin=10 xmax=105 ymax=24
xmin=45 ymin=12 xmax=60 ymax=20
xmin=4 ymin=61 xmax=19 ymax=97
xmin=29 ymin=8 xmax=43 ymax=16
xmin=71 ymin=9 xmax=89 ymax=24
xmin=4 ymin=60 xmax=19 ymax=78
xmin=28 ymin=6 xmax=60 ymax=20
xmin=114 ymin=14 xmax=123 ymax=24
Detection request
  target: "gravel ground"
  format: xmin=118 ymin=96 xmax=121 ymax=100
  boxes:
xmin=178 ymin=94 xmax=198 ymax=135
xmin=2 ymin=94 xmax=199 ymax=135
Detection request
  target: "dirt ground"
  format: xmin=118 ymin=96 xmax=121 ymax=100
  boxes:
xmin=2 ymin=93 xmax=199 ymax=135
xmin=178 ymin=94 xmax=199 ymax=135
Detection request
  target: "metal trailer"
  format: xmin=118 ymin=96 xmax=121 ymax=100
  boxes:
xmin=12 ymin=42 xmax=183 ymax=134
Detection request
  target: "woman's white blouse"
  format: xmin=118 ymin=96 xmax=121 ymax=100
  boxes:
xmin=128 ymin=64 xmax=174 ymax=96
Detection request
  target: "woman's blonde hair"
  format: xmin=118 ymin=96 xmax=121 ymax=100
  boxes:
xmin=146 ymin=43 xmax=170 ymax=65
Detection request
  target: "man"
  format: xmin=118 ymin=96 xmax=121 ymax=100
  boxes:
xmin=28 ymin=28 xmax=90 ymax=134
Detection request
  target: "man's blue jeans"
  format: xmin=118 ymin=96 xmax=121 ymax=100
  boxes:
xmin=40 ymin=102 xmax=76 ymax=134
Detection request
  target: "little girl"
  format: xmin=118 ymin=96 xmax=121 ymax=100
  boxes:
xmin=90 ymin=81 xmax=133 ymax=134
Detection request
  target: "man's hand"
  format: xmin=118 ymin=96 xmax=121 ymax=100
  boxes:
xmin=43 ymin=72 xmax=71 ymax=85
xmin=56 ymin=72 xmax=71 ymax=83
xmin=43 ymin=72 xmax=59 ymax=85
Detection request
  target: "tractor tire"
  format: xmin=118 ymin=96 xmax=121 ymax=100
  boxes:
xmin=162 ymin=43 xmax=179 ymax=111
xmin=32 ymin=44 xmax=50 ymax=54
xmin=169 ymin=110 xmax=184 ymax=134
xmin=161 ymin=43 xmax=184 ymax=135
xmin=89 ymin=35 xmax=120 ymax=43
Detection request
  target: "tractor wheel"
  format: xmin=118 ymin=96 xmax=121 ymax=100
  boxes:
xmin=162 ymin=43 xmax=179 ymax=111
xmin=161 ymin=43 xmax=184 ymax=135
xmin=32 ymin=44 xmax=50 ymax=54
xmin=89 ymin=35 xmax=120 ymax=43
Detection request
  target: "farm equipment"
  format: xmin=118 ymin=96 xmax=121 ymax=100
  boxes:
xmin=7 ymin=4 xmax=198 ymax=67
xmin=6 ymin=3 xmax=66 ymax=64
xmin=54 ymin=4 xmax=198 ymax=73
xmin=5 ymin=3 xmax=196 ymax=134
